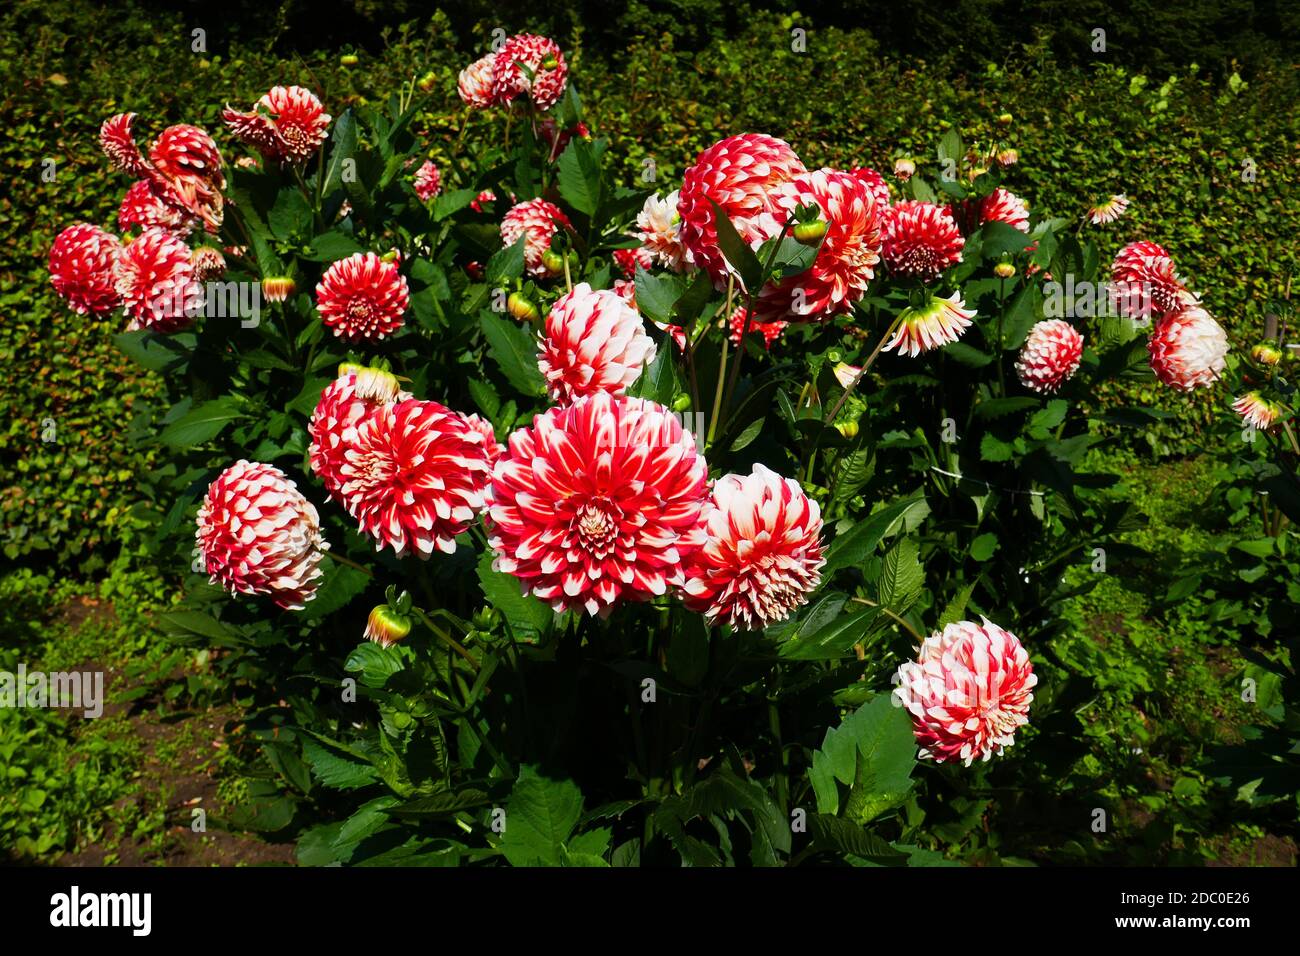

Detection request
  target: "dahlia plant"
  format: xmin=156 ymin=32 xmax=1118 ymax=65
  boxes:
xmin=47 ymin=38 xmax=1244 ymax=866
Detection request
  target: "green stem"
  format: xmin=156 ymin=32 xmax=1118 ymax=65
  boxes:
xmin=412 ymin=607 xmax=480 ymax=671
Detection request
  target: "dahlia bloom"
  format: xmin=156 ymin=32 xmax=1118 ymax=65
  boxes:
xmin=1233 ymin=392 xmax=1284 ymax=431
xmin=1148 ymin=306 xmax=1228 ymax=391
xmin=48 ymin=223 xmax=122 ymax=316
xmin=757 ymin=167 xmax=884 ymax=321
xmin=471 ymin=189 xmax=498 ymax=213
xmin=338 ymin=398 xmax=492 ymax=558
xmin=849 ymin=166 xmax=891 ymax=211
xmin=308 ymin=366 xmax=408 ymax=504
xmin=315 ymin=252 xmax=410 ymax=341
xmin=893 ymin=158 xmax=916 ymax=181
xmin=1015 ymin=320 xmax=1084 ymax=393
xmin=950 ymin=187 xmax=1030 ymax=235
xmin=195 ymin=460 xmax=329 ymax=611
xmin=1111 ymin=240 xmax=1197 ymax=320
xmin=613 ymin=246 xmax=655 ymax=278
xmin=461 ymin=413 xmax=505 ymax=465
xmin=491 ymin=34 xmax=568 ymax=111
xmin=537 ymin=283 xmax=657 ymax=403
xmin=728 ymin=305 xmax=787 ymax=349
xmin=500 ymin=198 xmax=572 ymax=278
xmin=487 ymin=392 xmax=709 ymax=616
xmin=413 ymin=160 xmax=442 ymax=202
xmin=677 ymin=133 xmax=807 ymax=287
xmin=262 ymin=276 xmax=296 ymax=302
xmin=114 ymin=226 xmax=203 ymax=333
xmin=681 ymin=463 xmax=825 ymax=630
xmin=1088 ymin=194 xmax=1130 ymax=225
xmin=100 ymin=113 xmax=225 ymax=232
xmin=191 ymin=246 xmax=227 ymax=282
xmin=118 ymin=179 xmax=194 ymax=236
xmin=458 ymin=53 xmax=497 ymax=109
xmin=222 ymin=85 xmax=331 ymax=165
xmin=893 ymin=617 xmax=1037 ymax=766
xmin=881 ymin=200 xmax=965 ymax=281
xmin=882 ymin=292 xmax=976 ymax=357
xmin=635 ymin=190 xmax=690 ymax=271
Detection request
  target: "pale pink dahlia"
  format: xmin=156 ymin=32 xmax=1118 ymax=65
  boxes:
xmin=881 ymin=200 xmax=965 ymax=281
xmin=101 ymin=115 xmax=226 ymax=233
xmin=500 ymin=197 xmax=572 ymax=278
xmin=677 ymin=133 xmax=807 ymax=287
xmin=487 ymin=392 xmax=709 ymax=616
xmin=48 ymin=223 xmax=122 ymax=316
xmin=892 ymin=617 xmax=1037 ymax=766
xmin=538 ymin=282 xmax=657 ymax=404
xmin=882 ymin=292 xmax=975 ymax=357
xmin=728 ymin=305 xmax=787 ymax=349
xmin=195 ymin=460 xmax=329 ymax=611
xmin=1232 ymin=392 xmax=1284 ymax=431
xmin=338 ymin=398 xmax=491 ymax=558
xmin=113 ymin=226 xmax=203 ymax=333
xmin=315 ymin=252 xmax=410 ymax=341
xmin=491 ymin=34 xmax=568 ymax=111
xmin=1087 ymin=194 xmax=1130 ymax=225
xmin=681 ymin=463 xmax=824 ymax=630
xmin=1015 ymin=320 xmax=1084 ymax=393
xmin=849 ymin=166 xmax=891 ymax=211
xmin=757 ymin=167 xmax=884 ymax=321
xmin=1148 ymin=306 xmax=1228 ymax=391
xmin=1111 ymin=240 xmax=1196 ymax=319
xmin=118 ymin=179 xmax=194 ymax=236
xmin=613 ymin=246 xmax=655 ymax=278
xmin=222 ymin=85 xmax=331 ymax=165
xmin=635 ymin=190 xmax=690 ymax=271
xmin=413 ymin=160 xmax=442 ymax=202
xmin=308 ymin=366 xmax=408 ymax=504
xmin=458 ymin=53 xmax=497 ymax=109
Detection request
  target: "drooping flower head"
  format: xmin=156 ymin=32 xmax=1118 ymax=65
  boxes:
xmin=1087 ymin=194 xmax=1130 ymax=225
xmin=365 ymin=605 xmax=413 ymax=647
xmin=681 ymin=463 xmax=824 ymax=630
xmin=1015 ymin=320 xmax=1084 ymax=394
xmin=500 ymin=197 xmax=572 ymax=278
xmin=113 ymin=226 xmax=203 ymax=333
xmin=1111 ymin=240 xmax=1197 ymax=320
xmin=538 ymin=283 xmax=657 ymax=404
xmin=458 ymin=53 xmax=497 ymax=109
xmin=678 ymin=133 xmax=807 ymax=288
xmin=413 ymin=160 xmax=442 ymax=202
xmin=488 ymin=392 xmax=709 ymax=617
xmin=48 ymin=223 xmax=122 ymax=316
xmin=1148 ymin=305 xmax=1228 ymax=391
xmin=315 ymin=252 xmax=410 ymax=341
xmin=882 ymin=292 xmax=976 ymax=357
xmin=892 ymin=617 xmax=1037 ymax=766
xmin=117 ymin=179 xmax=195 ymax=236
xmin=195 ymin=460 xmax=329 ymax=611
xmin=222 ymin=86 xmax=331 ymax=165
xmin=101 ymin=115 xmax=226 ymax=233
xmin=881 ymin=200 xmax=965 ymax=282
xmin=755 ymin=167 xmax=884 ymax=321
xmin=338 ymin=398 xmax=492 ymax=558
xmin=1233 ymin=392 xmax=1284 ymax=432
xmin=308 ymin=365 xmax=408 ymax=504
xmin=635 ymin=190 xmax=690 ymax=271
xmin=893 ymin=158 xmax=916 ymax=181
xmin=491 ymin=34 xmax=568 ymax=110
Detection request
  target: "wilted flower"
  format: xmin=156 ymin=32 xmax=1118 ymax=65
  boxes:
xmin=487 ymin=392 xmax=709 ymax=616
xmin=883 ymin=292 xmax=976 ymax=357
xmin=881 ymin=200 xmax=965 ymax=281
xmin=48 ymin=223 xmax=122 ymax=316
xmin=1148 ymin=305 xmax=1229 ymax=391
xmin=101 ymin=113 xmax=226 ymax=232
xmin=222 ymin=85 xmax=331 ymax=165
xmin=892 ymin=617 xmax=1037 ymax=766
xmin=538 ymin=283 xmax=657 ymax=404
xmin=195 ymin=460 xmax=329 ymax=611
xmin=893 ymin=158 xmax=916 ymax=181
xmin=315 ymin=252 xmax=410 ymax=341
xmin=681 ymin=463 xmax=825 ymax=630
xmin=1015 ymin=320 xmax=1084 ymax=393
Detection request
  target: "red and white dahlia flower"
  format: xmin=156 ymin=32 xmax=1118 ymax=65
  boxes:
xmin=195 ymin=460 xmax=329 ymax=611
xmin=491 ymin=34 xmax=568 ymax=111
xmin=728 ymin=305 xmax=787 ymax=349
xmin=1015 ymin=320 xmax=1084 ymax=393
xmin=101 ymin=114 xmax=226 ymax=232
xmin=487 ymin=392 xmax=709 ymax=616
xmin=500 ymin=197 xmax=572 ymax=278
xmin=308 ymin=365 xmax=409 ymax=505
xmin=458 ymin=53 xmax=497 ymax=109
xmin=635 ymin=190 xmax=690 ymax=271
xmin=538 ymin=282 xmax=657 ymax=404
xmin=883 ymin=292 xmax=976 ymax=357
xmin=48 ymin=223 xmax=122 ymax=316
xmin=756 ymin=167 xmax=884 ymax=321
xmin=613 ymin=246 xmax=655 ymax=278
xmin=461 ymin=413 xmax=505 ymax=465
xmin=677 ymin=133 xmax=807 ymax=287
xmin=1111 ymin=240 xmax=1197 ymax=320
xmin=848 ymin=166 xmax=891 ymax=211
xmin=338 ymin=398 xmax=492 ymax=558
xmin=315 ymin=252 xmax=410 ymax=341
xmin=881 ymin=200 xmax=965 ymax=282
xmin=949 ymin=187 xmax=1030 ymax=235
xmin=1087 ymin=194 xmax=1130 ymax=225
xmin=1232 ymin=392 xmax=1284 ymax=431
xmin=114 ymin=226 xmax=203 ymax=333
xmin=681 ymin=463 xmax=825 ymax=630
xmin=118 ymin=179 xmax=195 ymax=236
xmin=1148 ymin=305 xmax=1228 ymax=391
xmin=892 ymin=617 xmax=1037 ymax=766
xmin=222 ymin=85 xmax=331 ymax=165
xmin=413 ymin=160 xmax=441 ymax=202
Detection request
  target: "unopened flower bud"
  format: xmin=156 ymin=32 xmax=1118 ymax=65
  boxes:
xmin=191 ymin=246 xmax=226 ymax=281
xmin=893 ymin=158 xmax=916 ymax=181
xmin=997 ymin=148 xmax=1019 ymax=167
xmin=994 ymin=262 xmax=1016 ymax=279
xmin=540 ymin=249 xmax=566 ymax=274
xmin=793 ymin=219 xmax=829 ymax=245
xmin=340 ymin=54 xmax=359 ymax=67
xmin=381 ymin=249 xmax=402 ymax=265
xmin=508 ymin=291 xmax=541 ymax=322
xmin=997 ymin=112 xmax=1013 ymax=126
xmin=540 ymin=54 xmax=559 ymax=70
xmin=671 ymin=393 xmax=692 ymax=412
xmin=262 ymin=276 xmax=296 ymax=302
xmin=832 ymin=361 xmax=862 ymax=389
xmin=835 ymin=419 xmax=860 ymax=439
xmin=417 ymin=72 xmax=437 ymax=92
xmin=466 ymin=261 xmax=485 ymax=281
xmin=365 ymin=605 xmax=412 ymax=647
xmin=1251 ymin=341 xmax=1283 ymax=366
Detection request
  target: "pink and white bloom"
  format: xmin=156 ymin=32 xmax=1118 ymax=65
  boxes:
xmin=500 ymin=197 xmax=572 ymax=278
xmin=48 ymin=223 xmax=122 ymax=316
xmin=222 ymin=85 xmax=331 ymax=165
xmin=635 ymin=190 xmax=690 ymax=271
xmin=1087 ymin=194 xmax=1130 ymax=225
xmin=491 ymin=34 xmax=568 ymax=110
xmin=537 ymin=283 xmax=657 ymax=404
xmin=413 ymin=161 xmax=441 ymax=202
xmin=1232 ymin=392 xmax=1284 ymax=431
xmin=113 ymin=226 xmax=203 ymax=333
xmin=882 ymin=292 xmax=976 ymax=357
xmin=315 ymin=252 xmax=410 ymax=342
xmin=881 ymin=200 xmax=965 ymax=281
xmin=308 ymin=365 xmax=408 ymax=505
xmin=458 ymin=53 xmax=497 ymax=109
xmin=1148 ymin=305 xmax=1228 ymax=391
xmin=1111 ymin=240 xmax=1197 ymax=319
xmin=1015 ymin=320 xmax=1084 ymax=393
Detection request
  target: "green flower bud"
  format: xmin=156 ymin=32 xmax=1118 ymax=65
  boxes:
xmin=793 ymin=219 xmax=828 ymax=245
xmin=364 ymin=605 xmax=412 ymax=647
xmin=508 ymin=292 xmax=541 ymax=322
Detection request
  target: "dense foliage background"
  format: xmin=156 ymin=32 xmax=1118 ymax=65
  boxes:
xmin=1 ymin=0 xmax=1297 ymax=865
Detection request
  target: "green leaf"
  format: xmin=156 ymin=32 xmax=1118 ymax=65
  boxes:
xmin=823 ymin=493 xmax=928 ymax=577
xmin=708 ymin=198 xmax=763 ymax=292
xmin=432 ymin=188 xmax=476 ymax=221
xmin=778 ymin=606 xmax=879 ymax=660
xmin=979 ymin=433 xmax=1015 ymax=462
xmin=809 ymin=815 xmax=908 ymax=864
xmin=730 ymin=416 xmax=766 ymax=452
xmin=390 ymin=790 xmax=491 ymax=818
xmin=475 ymin=550 xmax=553 ymax=642
xmin=323 ymin=109 xmax=357 ymax=196
xmin=487 ymin=235 xmax=527 ymax=285
xmin=877 ymin=537 xmax=924 ymax=615
xmin=1028 ymin=399 xmax=1069 ymax=436
xmin=556 ymin=138 xmax=602 ymax=217
xmin=305 ymin=230 xmax=366 ymax=262
xmin=113 ymin=330 xmax=189 ymax=372
xmin=937 ymin=128 xmax=964 ymax=167
xmin=936 ymin=580 xmax=978 ymax=629
xmin=479 ymin=310 xmax=545 ymax=397
xmin=302 ymin=560 xmax=371 ymax=618
xmin=970 ymin=533 xmax=1000 ymax=562
xmin=345 ymin=642 xmax=404 ymax=689
xmin=980 ymin=221 xmax=1034 ymax=260
xmin=269 ymin=187 xmax=313 ymax=240
xmin=627 ymin=339 xmax=677 ymax=404
xmin=633 ymin=269 xmax=686 ymax=326
xmin=1000 ymin=283 xmax=1044 ymax=350
xmin=974 ymin=396 xmax=1040 ymax=420
xmin=943 ymin=341 xmax=994 ymax=367
xmin=301 ymin=737 xmax=380 ymax=790
xmin=158 ymin=398 xmax=242 ymax=448
xmin=501 ymin=765 xmax=584 ymax=867
xmin=809 ymin=694 xmax=916 ymax=820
